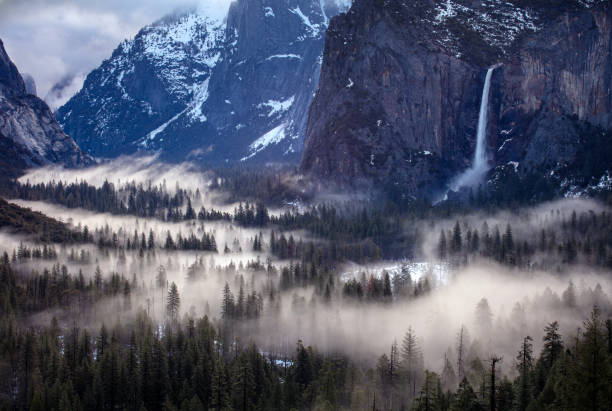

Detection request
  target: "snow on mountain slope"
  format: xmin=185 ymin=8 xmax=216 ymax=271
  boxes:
xmin=57 ymin=0 xmax=351 ymax=164
xmin=242 ymin=123 xmax=288 ymax=161
xmin=56 ymin=11 xmax=226 ymax=158
xmin=431 ymin=0 xmax=538 ymax=54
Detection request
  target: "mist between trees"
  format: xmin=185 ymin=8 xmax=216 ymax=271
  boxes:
xmin=0 ymin=160 xmax=610 ymax=410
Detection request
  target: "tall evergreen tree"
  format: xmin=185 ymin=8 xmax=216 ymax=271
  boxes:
xmin=401 ymin=326 xmax=423 ymax=398
xmin=166 ymin=282 xmax=180 ymax=321
xmin=452 ymin=222 xmax=462 ymax=254
xmin=572 ymin=306 xmax=611 ymax=410
xmin=452 ymin=377 xmax=481 ymax=411
xmin=515 ymin=336 xmax=533 ymax=411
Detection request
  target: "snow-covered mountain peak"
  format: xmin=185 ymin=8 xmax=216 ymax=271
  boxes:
xmin=57 ymin=0 xmax=351 ymax=163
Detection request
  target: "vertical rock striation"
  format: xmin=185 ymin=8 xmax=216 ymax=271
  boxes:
xmin=301 ymin=0 xmax=611 ymax=197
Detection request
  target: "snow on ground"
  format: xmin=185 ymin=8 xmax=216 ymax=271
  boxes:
xmin=340 ymin=261 xmax=451 ymax=288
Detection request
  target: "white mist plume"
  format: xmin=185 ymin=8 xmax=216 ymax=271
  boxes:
xmin=19 ymin=155 xmax=210 ymax=193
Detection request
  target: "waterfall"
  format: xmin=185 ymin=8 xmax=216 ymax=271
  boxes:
xmin=451 ymin=66 xmax=497 ymax=191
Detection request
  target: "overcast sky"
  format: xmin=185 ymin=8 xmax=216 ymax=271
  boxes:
xmin=0 ymin=0 xmax=231 ymax=107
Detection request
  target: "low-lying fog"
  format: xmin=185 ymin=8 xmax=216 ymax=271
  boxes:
xmin=4 ymin=160 xmax=611 ymax=377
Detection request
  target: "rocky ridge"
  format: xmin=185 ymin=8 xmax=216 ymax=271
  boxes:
xmin=300 ymin=0 xmax=611 ymax=198
xmin=0 ymin=39 xmax=91 ymax=177
xmin=58 ymin=0 xmax=351 ymax=164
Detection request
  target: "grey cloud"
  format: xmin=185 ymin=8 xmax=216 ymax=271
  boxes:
xmin=0 ymin=0 xmax=232 ymax=108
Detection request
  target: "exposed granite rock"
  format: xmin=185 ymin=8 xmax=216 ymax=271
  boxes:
xmin=494 ymin=4 xmax=612 ymax=171
xmin=0 ymin=39 xmax=92 ymax=176
xmin=57 ymin=0 xmax=351 ymax=164
xmin=301 ymin=0 xmax=611 ymax=197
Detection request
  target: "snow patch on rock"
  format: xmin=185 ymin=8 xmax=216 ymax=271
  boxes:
xmin=241 ymin=123 xmax=287 ymax=161
xmin=257 ymin=96 xmax=295 ymax=117
xmin=290 ymin=6 xmax=321 ymax=37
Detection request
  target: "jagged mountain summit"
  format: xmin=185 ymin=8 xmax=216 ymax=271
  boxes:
xmin=301 ymin=0 xmax=611 ymax=198
xmin=57 ymin=0 xmax=351 ymax=164
xmin=0 ymin=39 xmax=91 ymax=178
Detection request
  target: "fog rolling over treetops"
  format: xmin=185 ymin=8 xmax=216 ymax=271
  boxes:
xmin=0 ymin=0 xmax=611 ymax=408
xmin=1 ymin=153 xmax=611 ymax=409
xmin=19 ymin=155 xmax=210 ymax=193
xmin=5 ymin=161 xmax=611 ymax=373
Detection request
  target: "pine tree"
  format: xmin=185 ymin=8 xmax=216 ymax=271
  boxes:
xmin=475 ymin=298 xmax=493 ymax=333
xmin=150 ymin=337 xmax=169 ymax=410
xmin=166 ymin=282 xmax=180 ymax=321
xmin=94 ymin=265 xmax=103 ymax=290
xmin=148 ymin=229 xmax=155 ymax=249
xmin=572 ymin=306 xmax=611 ymax=410
xmin=413 ymin=371 xmax=439 ymax=411
xmin=317 ymin=360 xmax=337 ymax=409
xmin=503 ymin=224 xmax=514 ymax=253
xmin=376 ymin=353 xmax=391 ymax=405
xmin=236 ymin=279 xmax=245 ymax=319
xmin=515 ymin=336 xmax=533 ymax=411
xmin=438 ymin=230 xmax=447 ymax=260
xmin=389 ymin=341 xmax=400 ymax=409
xmin=295 ymin=340 xmax=313 ymax=388
xmin=452 ymin=222 xmax=462 ymax=254
xmin=401 ymin=326 xmax=423 ymax=398
xmin=221 ymin=283 xmax=234 ymax=320
xmin=165 ymin=231 xmax=176 ymax=250
xmin=452 ymin=377 xmax=481 ymax=411
xmin=383 ymin=271 xmax=392 ymax=301
xmin=231 ymin=355 xmax=255 ymax=411
xmin=495 ymin=377 xmax=514 ymax=411
xmin=156 ymin=266 xmax=167 ymax=289
xmin=441 ymin=353 xmax=457 ymax=391
xmin=562 ymin=281 xmax=577 ymax=308
xmin=185 ymin=197 xmax=196 ymax=220
xmin=541 ymin=321 xmax=563 ymax=373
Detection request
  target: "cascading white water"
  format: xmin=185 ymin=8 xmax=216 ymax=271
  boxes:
xmin=451 ymin=66 xmax=497 ymax=190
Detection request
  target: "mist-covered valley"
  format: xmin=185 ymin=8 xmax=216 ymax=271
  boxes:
xmin=1 ymin=0 xmax=612 ymax=409
xmin=0 ymin=156 xmax=610 ymax=410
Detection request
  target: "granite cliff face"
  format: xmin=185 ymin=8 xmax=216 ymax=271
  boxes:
xmin=301 ymin=0 xmax=611 ymax=197
xmin=58 ymin=0 xmax=350 ymax=163
xmin=495 ymin=4 xmax=612 ymax=169
xmin=0 ymin=39 xmax=91 ymax=177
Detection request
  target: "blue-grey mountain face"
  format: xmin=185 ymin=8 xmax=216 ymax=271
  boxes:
xmin=57 ymin=0 xmax=350 ymax=164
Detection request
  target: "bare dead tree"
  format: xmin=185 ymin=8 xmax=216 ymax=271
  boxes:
xmin=489 ymin=355 xmax=503 ymax=411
